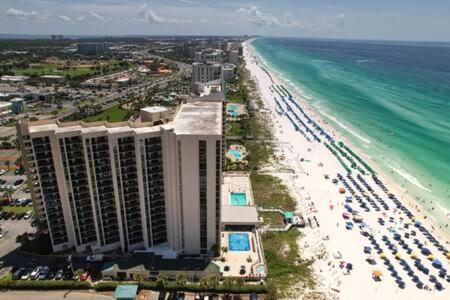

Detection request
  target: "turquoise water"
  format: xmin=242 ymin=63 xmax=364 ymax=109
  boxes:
xmin=229 ymin=149 xmax=242 ymax=159
xmin=227 ymin=104 xmax=240 ymax=117
xmin=228 ymin=233 xmax=250 ymax=251
xmin=230 ymin=192 xmax=247 ymax=205
xmin=251 ymin=38 xmax=450 ymax=230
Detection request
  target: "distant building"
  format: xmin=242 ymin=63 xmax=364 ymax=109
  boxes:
xmin=0 ymin=101 xmax=12 ymax=117
xmin=10 ymin=97 xmax=24 ymax=115
xmin=51 ymin=35 xmax=64 ymax=40
xmin=194 ymin=49 xmax=223 ymax=63
xmin=40 ymin=75 xmax=66 ymax=82
xmin=229 ymin=50 xmax=239 ymax=65
xmin=1 ymin=75 xmax=29 ymax=82
xmin=192 ymin=62 xmax=222 ymax=84
xmin=238 ymin=46 xmax=244 ymax=56
xmin=221 ymin=63 xmax=236 ymax=82
xmin=77 ymin=42 xmax=110 ymax=55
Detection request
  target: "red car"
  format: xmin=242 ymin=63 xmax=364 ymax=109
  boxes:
xmin=80 ymin=271 xmax=90 ymax=281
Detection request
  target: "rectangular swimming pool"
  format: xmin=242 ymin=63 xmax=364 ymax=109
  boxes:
xmin=228 ymin=233 xmax=250 ymax=251
xmin=230 ymin=192 xmax=247 ymax=206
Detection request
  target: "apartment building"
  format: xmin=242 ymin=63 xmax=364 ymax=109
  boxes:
xmin=194 ymin=49 xmax=223 ymax=64
xmin=17 ymin=102 xmax=223 ymax=256
xmin=77 ymin=42 xmax=110 ymax=55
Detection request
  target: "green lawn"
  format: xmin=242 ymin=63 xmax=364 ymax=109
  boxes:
xmin=227 ymin=93 xmax=246 ymax=104
xmin=3 ymin=121 xmax=16 ymax=127
xmin=226 ymin=121 xmax=245 ymax=136
xmin=83 ymin=104 xmax=130 ymax=122
xmin=1 ymin=205 xmax=33 ymax=213
xmin=13 ymin=65 xmax=94 ymax=77
xmin=262 ymin=230 xmax=315 ymax=297
xmin=250 ymin=173 xmax=296 ymax=211
xmin=259 ymin=211 xmax=285 ymax=227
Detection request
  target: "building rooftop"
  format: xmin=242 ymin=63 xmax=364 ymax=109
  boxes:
xmin=24 ymin=101 xmax=222 ymax=136
xmin=163 ymin=102 xmax=222 ymax=136
xmin=141 ymin=106 xmax=169 ymax=114
xmin=0 ymin=101 xmax=12 ymax=109
xmin=114 ymin=285 xmax=138 ymax=300
xmin=221 ymin=205 xmax=259 ymax=225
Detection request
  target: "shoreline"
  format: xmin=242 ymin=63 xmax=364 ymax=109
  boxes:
xmin=243 ymin=40 xmax=449 ymax=299
xmin=245 ymin=39 xmax=449 ymax=243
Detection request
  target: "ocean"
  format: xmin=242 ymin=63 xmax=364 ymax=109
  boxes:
xmin=250 ymin=37 xmax=450 ymax=230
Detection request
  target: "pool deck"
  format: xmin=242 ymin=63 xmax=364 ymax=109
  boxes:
xmin=221 ymin=172 xmax=254 ymax=206
xmin=217 ymin=231 xmax=267 ymax=279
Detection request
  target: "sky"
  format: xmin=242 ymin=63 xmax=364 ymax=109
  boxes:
xmin=1 ymin=0 xmax=450 ymax=41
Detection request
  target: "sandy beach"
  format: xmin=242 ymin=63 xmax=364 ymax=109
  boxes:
xmin=243 ymin=41 xmax=450 ymax=299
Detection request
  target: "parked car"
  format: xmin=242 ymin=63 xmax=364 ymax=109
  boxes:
xmin=24 ymin=211 xmax=33 ymax=219
xmin=0 ymin=211 xmax=6 ymax=220
xmin=0 ymin=228 xmax=8 ymax=238
xmin=80 ymin=271 xmax=90 ymax=281
xmin=47 ymin=269 xmax=56 ymax=280
xmin=38 ymin=266 xmax=49 ymax=280
xmin=14 ymin=179 xmax=24 ymax=186
xmin=21 ymin=199 xmax=32 ymax=206
xmin=16 ymin=212 xmax=26 ymax=220
xmin=3 ymin=212 xmax=12 ymax=220
xmin=86 ymin=254 xmax=104 ymax=262
xmin=10 ymin=213 xmax=17 ymax=220
xmin=12 ymin=267 xmax=26 ymax=280
xmin=55 ymin=269 xmax=64 ymax=280
xmin=0 ymin=169 xmax=7 ymax=175
xmin=30 ymin=266 xmax=42 ymax=280
xmin=21 ymin=268 xmax=33 ymax=280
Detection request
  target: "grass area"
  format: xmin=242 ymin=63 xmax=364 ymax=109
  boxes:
xmin=3 ymin=121 xmax=16 ymax=127
xmin=1 ymin=205 xmax=33 ymax=213
xmin=262 ymin=230 xmax=315 ymax=297
xmin=226 ymin=121 xmax=245 ymax=136
xmin=259 ymin=211 xmax=285 ymax=227
xmin=251 ymin=173 xmax=296 ymax=211
xmin=79 ymin=96 xmax=102 ymax=107
xmin=13 ymin=65 xmax=94 ymax=77
xmin=83 ymin=104 xmax=130 ymax=122
xmin=227 ymin=92 xmax=246 ymax=104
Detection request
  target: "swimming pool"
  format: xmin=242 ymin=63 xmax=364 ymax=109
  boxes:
xmin=230 ymin=192 xmax=247 ymax=205
xmin=229 ymin=149 xmax=242 ymax=158
xmin=228 ymin=233 xmax=250 ymax=251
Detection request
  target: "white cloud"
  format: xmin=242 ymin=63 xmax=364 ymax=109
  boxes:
xmin=137 ymin=4 xmax=165 ymax=23
xmin=76 ymin=16 xmax=87 ymax=23
xmin=57 ymin=15 xmax=72 ymax=22
xmin=336 ymin=14 xmax=347 ymax=28
xmin=236 ymin=6 xmax=281 ymax=27
xmin=6 ymin=8 xmax=45 ymax=20
xmin=88 ymin=11 xmax=104 ymax=21
xmin=136 ymin=3 xmax=197 ymax=24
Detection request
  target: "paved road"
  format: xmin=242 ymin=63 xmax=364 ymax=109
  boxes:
xmin=0 ymin=291 xmax=113 ymax=300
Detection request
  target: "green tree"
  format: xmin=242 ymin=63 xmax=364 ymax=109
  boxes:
xmin=16 ymin=232 xmax=30 ymax=246
xmin=74 ymin=268 xmax=84 ymax=279
xmin=156 ymin=273 xmax=169 ymax=288
xmin=175 ymin=273 xmax=187 ymax=288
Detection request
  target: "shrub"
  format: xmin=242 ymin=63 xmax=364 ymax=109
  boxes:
xmin=0 ymin=279 xmax=91 ymax=290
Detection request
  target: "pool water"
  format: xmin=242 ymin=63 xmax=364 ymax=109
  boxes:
xmin=228 ymin=233 xmax=250 ymax=251
xmin=227 ymin=104 xmax=240 ymax=117
xmin=229 ymin=149 xmax=242 ymax=158
xmin=230 ymin=192 xmax=247 ymax=205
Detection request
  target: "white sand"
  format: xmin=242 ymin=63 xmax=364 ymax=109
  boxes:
xmin=243 ymin=41 xmax=449 ymax=299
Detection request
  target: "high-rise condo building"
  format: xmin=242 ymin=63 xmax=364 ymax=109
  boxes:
xmin=17 ymin=102 xmax=223 ymax=256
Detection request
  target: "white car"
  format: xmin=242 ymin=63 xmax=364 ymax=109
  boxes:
xmin=30 ymin=266 xmax=42 ymax=280
xmin=24 ymin=211 xmax=33 ymax=220
xmin=0 ymin=169 xmax=7 ymax=175
xmin=0 ymin=228 xmax=8 ymax=239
